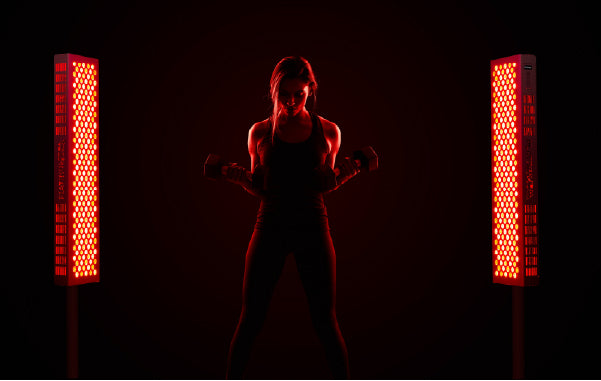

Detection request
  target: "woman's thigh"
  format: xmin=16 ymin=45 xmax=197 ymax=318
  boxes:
xmin=241 ymin=228 xmax=289 ymax=312
xmin=292 ymin=229 xmax=337 ymax=313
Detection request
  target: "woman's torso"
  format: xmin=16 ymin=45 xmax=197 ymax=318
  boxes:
xmin=254 ymin=112 xmax=330 ymax=231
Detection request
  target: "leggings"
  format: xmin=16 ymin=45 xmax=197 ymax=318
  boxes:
xmin=226 ymin=225 xmax=350 ymax=379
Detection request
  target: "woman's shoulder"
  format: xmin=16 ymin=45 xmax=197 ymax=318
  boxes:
xmin=316 ymin=114 xmax=341 ymax=155
xmin=317 ymin=114 xmax=340 ymax=140
xmin=249 ymin=118 xmax=271 ymax=141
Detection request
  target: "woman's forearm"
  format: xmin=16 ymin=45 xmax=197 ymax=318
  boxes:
xmin=240 ymin=177 xmax=267 ymax=199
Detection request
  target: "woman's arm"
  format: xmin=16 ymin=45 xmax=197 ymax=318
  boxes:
xmin=242 ymin=123 xmax=267 ymax=198
xmin=324 ymin=121 xmax=341 ymax=171
xmin=322 ymin=120 xmax=359 ymax=193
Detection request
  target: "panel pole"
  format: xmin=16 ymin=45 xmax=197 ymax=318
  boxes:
xmin=66 ymin=286 xmax=79 ymax=379
xmin=512 ymin=286 xmax=524 ymax=379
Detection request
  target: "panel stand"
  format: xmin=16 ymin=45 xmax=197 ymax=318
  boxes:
xmin=67 ymin=286 xmax=79 ymax=379
xmin=512 ymin=286 xmax=524 ymax=379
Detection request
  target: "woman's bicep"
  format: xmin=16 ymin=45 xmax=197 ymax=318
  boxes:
xmin=325 ymin=152 xmax=337 ymax=170
xmin=248 ymin=123 xmax=260 ymax=172
xmin=325 ymin=123 xmax=341 ymax=169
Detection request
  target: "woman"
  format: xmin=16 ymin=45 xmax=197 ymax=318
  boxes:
xmin=224 ymin=56 xmax=359 ymax=379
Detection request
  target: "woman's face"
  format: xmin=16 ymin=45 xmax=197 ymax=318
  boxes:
xmin=277 ymin=77 xmax=311 ymax=118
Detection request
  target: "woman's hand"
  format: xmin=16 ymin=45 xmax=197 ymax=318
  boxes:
xmin=225 ymin=163 xmax=251 ymax=188
xmin=336 ymin=157 xmax=360 ymax=185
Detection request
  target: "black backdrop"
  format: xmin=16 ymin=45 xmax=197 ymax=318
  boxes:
xmin=4 ymin=0 xmax=600 ymax=379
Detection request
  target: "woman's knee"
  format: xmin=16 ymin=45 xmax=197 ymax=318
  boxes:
xmin=309 ymin=308 xmax=340 ymax=336
xmin=236 ymin=305 xmax=269 ymax=336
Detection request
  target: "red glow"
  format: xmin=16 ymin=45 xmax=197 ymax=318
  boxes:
xmin=491 ymin=55 xmax=539 ymax=287
xmin=55 ymin=54 xmax=100 ymax=286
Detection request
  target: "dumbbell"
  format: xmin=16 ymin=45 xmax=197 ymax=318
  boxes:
xmin=204 ymin=153 xmax=265 ymax=189
xmin=318 ymin=146 xmax=378 ymax=191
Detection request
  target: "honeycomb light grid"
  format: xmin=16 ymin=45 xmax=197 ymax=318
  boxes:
xmin=492 ymin=62 xmax=520 ymax=281
xmin=71 ymin=61 xmax=99 ymax=279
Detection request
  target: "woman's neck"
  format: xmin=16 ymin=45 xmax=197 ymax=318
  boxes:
xmin=277 ymin=108 xmax=311 ymax=129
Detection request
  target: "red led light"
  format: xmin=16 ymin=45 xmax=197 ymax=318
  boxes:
xmin=491 ymin=55 xmax=539 ymax=287
xmin=55 ymin=54 xmax=100 ymax=286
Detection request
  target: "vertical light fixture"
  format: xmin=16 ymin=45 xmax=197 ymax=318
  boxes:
xmin=491 ymin=54 xmax=539 ymax=287
xmin=54 ymin=53 xmax=100 ymax=379
xmin=54 ymin=53 xmax=100 ymax=287
xmin=491 ymin=54 xmax=539 ymax=379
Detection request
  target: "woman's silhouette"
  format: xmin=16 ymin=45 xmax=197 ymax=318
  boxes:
xmin=224 ymin=56 xmax=358 ymax=379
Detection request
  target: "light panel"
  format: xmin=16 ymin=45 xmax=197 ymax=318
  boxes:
xmin=54 ymin=53 xmax=100 ymax=286
xmin=491 ymin=54 xmax=539 ymax=287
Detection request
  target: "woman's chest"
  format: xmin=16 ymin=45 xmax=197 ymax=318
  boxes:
xmin=258 ymin=138 xmax=327 ymax=170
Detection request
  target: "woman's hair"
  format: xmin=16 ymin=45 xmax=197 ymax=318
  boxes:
xmin=269 ymin=56 xmax=318 ymax=134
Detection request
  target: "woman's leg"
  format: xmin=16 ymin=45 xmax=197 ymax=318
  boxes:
xmin=226 ymin=228 xmax=288 ymax=379
xmin=293 ymin=229 xmax=350 ymax=379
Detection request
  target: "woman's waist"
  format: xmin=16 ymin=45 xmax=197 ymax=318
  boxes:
xmin=255 ymin=209 xmax=329 ymax=231
xmin=255 ymin=191 xmax=329 ymax=231
xmin=259 ymin=193 xmax=326 ymax=211
xmin=258 ymin=194 xmax=327 ymax=218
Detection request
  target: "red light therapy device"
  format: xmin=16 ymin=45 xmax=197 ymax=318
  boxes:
xmin=491 ymin=54 xmax=539 ymax=287
xmin=54 ymin=53 xmax=100 ymax=286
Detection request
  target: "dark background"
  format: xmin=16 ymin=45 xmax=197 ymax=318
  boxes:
xmin=4 ymin=0 xmax=600 ymax=379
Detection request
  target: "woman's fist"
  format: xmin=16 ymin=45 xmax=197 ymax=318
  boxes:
xmin=336 ymin=156 xmax=360 ymax=185
xmin=225 ymin=163 xmax=250 ymax=187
